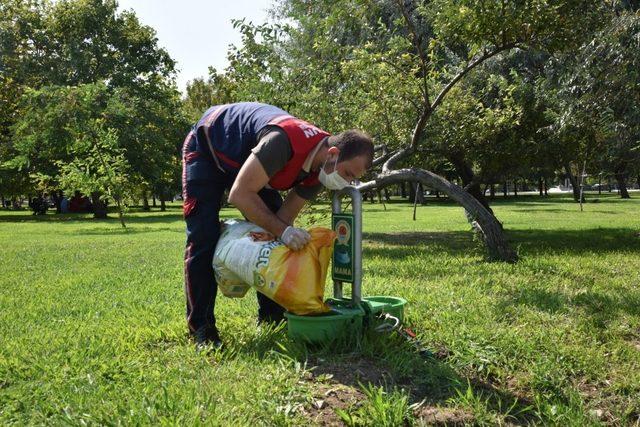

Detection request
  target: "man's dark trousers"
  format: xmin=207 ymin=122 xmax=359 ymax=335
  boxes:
xmin=182 ymin=130 xmax=286 ymax=334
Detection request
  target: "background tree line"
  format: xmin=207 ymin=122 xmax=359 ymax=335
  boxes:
xmin=1 ymin=0 xmax=638 ymax=240
xmin=0 ymin=0 xmax=189 ymax=224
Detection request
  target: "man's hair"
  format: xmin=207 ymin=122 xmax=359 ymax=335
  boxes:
xmin=327 ymin=130 xmax=374 ymax=168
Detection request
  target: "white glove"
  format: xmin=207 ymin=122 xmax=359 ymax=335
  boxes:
xmin=280 ymin=226 xmax=311 ymax=251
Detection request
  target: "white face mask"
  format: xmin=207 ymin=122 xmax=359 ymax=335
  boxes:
xmin=319 ymin=157 xmax=350 ymax=190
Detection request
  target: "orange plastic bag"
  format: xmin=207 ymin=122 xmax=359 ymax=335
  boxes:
xmin=213 ymin=220 xmax=335 ymax=315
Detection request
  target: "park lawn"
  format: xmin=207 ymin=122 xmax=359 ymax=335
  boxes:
xmin=0 ymin=194 xmax=639 ymax=425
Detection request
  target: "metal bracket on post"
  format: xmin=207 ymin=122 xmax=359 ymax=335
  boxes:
xmin=331 ymin=186 xmax=362 ymax=306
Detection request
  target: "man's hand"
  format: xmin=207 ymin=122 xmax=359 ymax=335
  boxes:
xmin=280 ymin=226 xmax=311 ymax=251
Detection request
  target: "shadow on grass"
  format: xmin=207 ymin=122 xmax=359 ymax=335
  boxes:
xmin=76 ymin=226 xmax=182 ymax=235
xmin=362 ymin=228 xmax=640 ymax=259
xmin=497 ymin=286 xmax=640 ymax=330
xmin=0 ymin=211 xmax=184 ymax=224
xmin=224 ymin=325 xmax=538 ymax=425
xmin=510 ymin=228 xmax=640 ymax=255
xmin=514 ymin=208 xmax=622 ymax=215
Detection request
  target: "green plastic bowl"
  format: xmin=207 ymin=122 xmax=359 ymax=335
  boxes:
xmin=363 ymin=296 xmax=407 ymax=323
xmin=285 ymin=300 xmax=364 ymax=344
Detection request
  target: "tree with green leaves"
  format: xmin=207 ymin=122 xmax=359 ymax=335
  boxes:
xmin=11 ymin=84 xmax=131 ymax=223
xmin=202 ymin=0 xmax=606 ymax=261
xmin=548 ymin=9 xmax=640 ymax=199
xmin=1 ymin=0 xmax=187 ymax=215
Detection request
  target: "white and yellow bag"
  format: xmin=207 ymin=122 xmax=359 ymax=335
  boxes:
xmin=213 ymin=220 xmax=335 ymax=315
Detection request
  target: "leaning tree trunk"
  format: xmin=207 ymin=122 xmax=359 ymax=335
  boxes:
xmin=359 ymin=169 xmax=518 ymax=262
xmin=451 ymin=158 xmax=493 ymax=213
xmin=564 ymin=164 xmax=583 ymax=202
xmin=615 ymin=172 xmax=630 ymax=199
xmin=465 ymin=181 xmax=492 ymax=212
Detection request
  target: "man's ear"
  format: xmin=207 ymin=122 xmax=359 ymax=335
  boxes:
xmin=327 ymin=146 xmax=340 ymax=156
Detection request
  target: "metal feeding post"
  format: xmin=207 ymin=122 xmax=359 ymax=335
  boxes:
xmin=285 ymin=186 xmax=408 ymax=344
xmin=331 ymin=186 xmax=362 ymax=305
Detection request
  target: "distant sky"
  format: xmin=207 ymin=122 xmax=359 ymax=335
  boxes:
xmin=116 ymin=0 xmax=274 ymax=94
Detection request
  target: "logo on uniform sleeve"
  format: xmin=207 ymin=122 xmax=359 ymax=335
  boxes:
xmin=299 ymin=123 xmax=320 ymax=138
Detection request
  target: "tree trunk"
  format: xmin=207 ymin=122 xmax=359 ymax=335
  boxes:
xmin=359 ymin=168 xmax=517 ymax=262
xmin=91 ymin=192 xmax=108 ymax=219
xmin=564 ymin=164 xmax=583 ymax=202
xmin=411 ymin=182 xmax=425 ymax=204
xmin=616 ymin=172 xmax=630 ymax=199
xmin=160 ymin=194 xmax=166 ymax=211
xmin=142 ymin=190 xmax=150 ymax=211
xmin=503 ymin=182 xmax=508 ymax=197
xmin=376 ymin=190 xmax=387 ymax=210
xmin=513 ymin=180 xmax=518 ymax=197
xmin=0 ymin=194 xmax=4 ymax=209
xmin=152 ymin=195 xmax=157 ymax=207
xmin=543 ymin=178 xmax=548 ymax=196
xmin=114 ymin=196 xmax=126 ymax=228
xmin=598 ymin=175 xmax=602 ymax=195
xmin=52 ymin=190 xmax=63 ymax=214
xmin=538 ymin=178 xmax=544 ymax=196
xmin=465 ymin=182 xmax=493 ymax=212
xmin=489 ymin=184 xmax=496 ymax=199
xmin=452 ymin=157 xmax=493 ymax=212
xmin=400 ymin=182 xmax=407 ymax=198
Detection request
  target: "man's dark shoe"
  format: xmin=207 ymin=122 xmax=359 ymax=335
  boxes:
xmin=191 ymin=325 xmax=223 ymax=350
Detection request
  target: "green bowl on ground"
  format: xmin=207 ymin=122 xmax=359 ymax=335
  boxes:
xmin=285 ymin=299 xmax=365 ymax=343
xmin=285 ymin=296 xmax=408 ymax=343
xmin=362 ymin=295 xmax=408 ymax=323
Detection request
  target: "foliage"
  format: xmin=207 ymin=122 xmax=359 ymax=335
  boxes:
xmin=548 ymin=10 xmax=640 ymax=196
xmin=0 ymin=0 xmax=186 ymax=204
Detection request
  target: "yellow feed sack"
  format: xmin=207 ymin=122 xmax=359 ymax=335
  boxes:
xmin=213 ymin=220 xmax=334 ymax=315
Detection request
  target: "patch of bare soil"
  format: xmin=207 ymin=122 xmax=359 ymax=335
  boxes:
xmin=302 ymin=356 xmax=476 ymax=426
xmin=310 ymin=356 xmax=399 ymax=388
xmin=413 ymin=405 xmax=475 ymax=426
xmin=303 ymin=383 xmax=365 ymax=426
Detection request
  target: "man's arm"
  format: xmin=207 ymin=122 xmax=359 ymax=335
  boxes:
xmin=277 ymin=191 xmax=308 ymax=226
xmin=228 ymin=153 xmax=290 ymax=237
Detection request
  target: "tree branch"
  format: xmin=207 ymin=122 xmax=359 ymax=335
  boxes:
xmin=394 ymin=0 xmax=430 ymax=103
xmin=430 ymin=42 xmax=518 ymax=112
xmin=357 ymin=168 xmax=518 ymax=262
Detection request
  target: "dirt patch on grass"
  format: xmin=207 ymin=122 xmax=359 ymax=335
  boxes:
xmin=301 ymin=357 xmax=404 ymax=426
xmin=302 ymin=356 xmax=476 ymax=426
xmin=303 ymin=383 xmax=365 ymax=426
xmin=413 ymin=405 xmax=475 ymax=426
xmin=309 ymin=356 xmax=400 ymax=388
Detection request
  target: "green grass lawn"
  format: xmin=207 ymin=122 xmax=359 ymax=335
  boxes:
xmin=1 ymin=194 xmax=639 ymax=425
